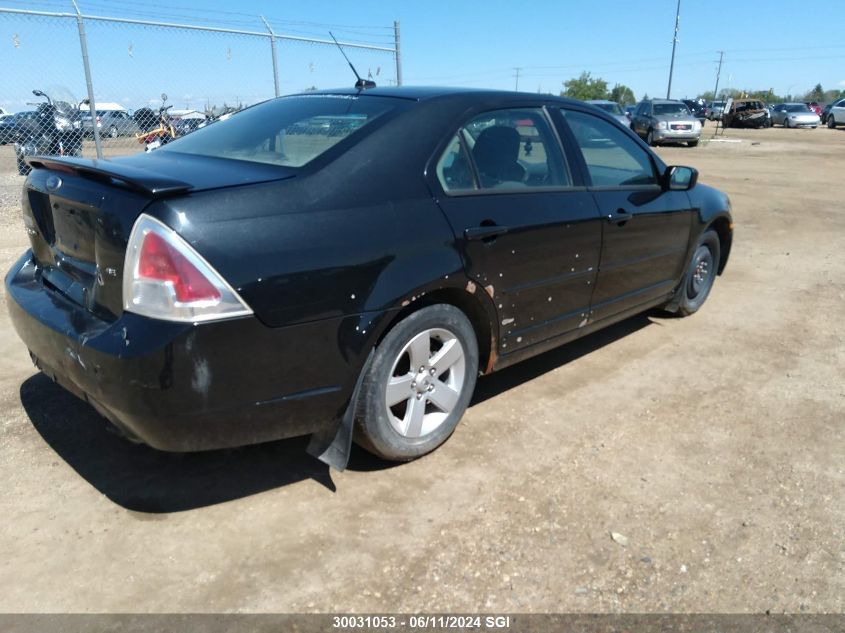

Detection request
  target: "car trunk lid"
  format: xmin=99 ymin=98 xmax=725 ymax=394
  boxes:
xmin=22 ymin=154 xmax=295 ymax=321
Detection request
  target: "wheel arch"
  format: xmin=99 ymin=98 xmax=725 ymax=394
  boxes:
xmin=374 ymin=286 xmax=497 ymax=375
xmin=707 ymin=215 xmax=732 ymax=275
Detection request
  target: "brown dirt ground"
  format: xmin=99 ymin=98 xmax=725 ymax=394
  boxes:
xmin=0 ymin=122 xmax=842 ymax=613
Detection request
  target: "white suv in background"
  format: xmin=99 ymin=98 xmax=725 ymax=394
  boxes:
xmin=827 ymin=98 xmax=845 ymax=129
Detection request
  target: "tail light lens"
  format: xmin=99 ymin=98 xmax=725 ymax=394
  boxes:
xmin=123 ymin=214 xmax=252 ymax=322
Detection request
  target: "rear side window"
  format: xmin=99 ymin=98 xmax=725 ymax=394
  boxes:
xmin=436 ymin=135 xmax=476 ymax=192
xmin=436 ymin=107 xmax=569 ymax=193
xmin=161 ymin=95 xmax=401 ymax=168
xmin=561 ymin=109 xmax=657 ymax=187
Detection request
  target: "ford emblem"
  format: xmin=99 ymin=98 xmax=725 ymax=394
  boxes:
xmin=45 ymin=175 xmax=62 ymax=192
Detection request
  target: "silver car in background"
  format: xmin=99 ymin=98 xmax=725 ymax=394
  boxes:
xmin=708 ymin=101 xmax=726 ymax=120
xmin=631 ymin=98 xmax=702 ymax=147
xmin=81 ymin=109 xmax=141 ymax=137
xmin=825 ymin=97 xmax=845 ymax=128
xmin=771 ymin=103 xmax=820 ymax=128
xmin=584 ymin=100 xmax=630 ymax=127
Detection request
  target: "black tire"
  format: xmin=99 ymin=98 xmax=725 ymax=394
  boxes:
xmin=646 ymin=129 xmax=656 ymax=146
xmin=828 ymin=115 xmax=836 ymax=129
xmin=784 ymin=118 xmax=790 ymax=128
xmin=354 ymin=304 xmax=479 ymax=461
xmin=688 ymin=139 xmax=699 ymax=147
xmin=673 ymin=230 xmax=720 ymax=316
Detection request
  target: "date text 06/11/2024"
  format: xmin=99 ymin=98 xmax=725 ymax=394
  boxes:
xmin=332 ymin=615 xmax=512 ymax=629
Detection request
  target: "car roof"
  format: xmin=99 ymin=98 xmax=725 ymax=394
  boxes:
xmin=585 ymin=99 xmax=617 ymax=104
xmin=648 ymin=98 xmax=684 ymax=104
xmin=301 ymin=85 xmax=585 ymax=107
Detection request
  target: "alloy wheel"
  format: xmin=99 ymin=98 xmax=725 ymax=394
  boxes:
xmin=384 ymin=328 xmax=466 ymax=438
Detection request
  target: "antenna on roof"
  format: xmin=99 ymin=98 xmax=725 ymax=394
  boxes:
xmin=329 ymin=31 xmax=376 ymax=90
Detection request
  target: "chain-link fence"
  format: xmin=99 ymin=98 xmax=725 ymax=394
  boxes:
xmin=0 ymin=5 xmax=400 ymax=210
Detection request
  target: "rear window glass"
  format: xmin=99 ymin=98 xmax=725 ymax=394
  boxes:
xmin=160 ymin=95 xmax=401 ymax=168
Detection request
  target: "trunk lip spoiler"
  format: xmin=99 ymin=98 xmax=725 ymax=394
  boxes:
xmin=25 ymin=155 xmax=192 ymax=197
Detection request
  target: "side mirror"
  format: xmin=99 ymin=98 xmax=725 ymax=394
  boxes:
xmin=32 ymin=90 xmax=44 ymax=97
xmin=665 ymin=165 xmax=698 ymax=191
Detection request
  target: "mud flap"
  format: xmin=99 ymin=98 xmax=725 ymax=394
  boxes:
xmin=664 ymin=284 xmax=683 ymax=313
xmin=306 ymin=349 xmax=373 ymax=471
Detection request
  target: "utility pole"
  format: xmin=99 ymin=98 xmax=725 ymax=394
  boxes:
xmin=514 ymin=67 xmax=521 ymax=92
xmin=666 ymin=0 xmax=681 ymax=99
xmin=393 ymin=21 xmax=402 ymax=86
xmin=712 ymin=50 xmax=724 ymax=102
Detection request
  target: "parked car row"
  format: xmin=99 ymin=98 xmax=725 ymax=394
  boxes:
xmin=584 ymin=98 xmax=702 ymax=148
xmin=582 ymin=92 xmax=845 ymax=148
xmin=1 ymin=101 xmax=213 ymax=144
xmin=707 ymin=99 xmax=845 ymax=130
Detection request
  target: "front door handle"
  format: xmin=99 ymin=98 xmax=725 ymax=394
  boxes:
xmin=606 ymin=209 xmax=633 ymax=224
xmin=465 ymin=225 xmax=509 ymax=241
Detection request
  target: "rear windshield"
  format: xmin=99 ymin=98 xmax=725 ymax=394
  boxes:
xmin=160 ymin=95 xmax=401 ymax=168
xmin=784 ymin=104 xmax=810 ymax=112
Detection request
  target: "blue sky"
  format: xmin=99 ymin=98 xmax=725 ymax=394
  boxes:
xmin=1 ymin=0 xmax=843 ymax=112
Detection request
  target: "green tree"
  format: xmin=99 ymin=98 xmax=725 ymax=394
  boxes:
xmin=609 ymin=83 xmax=636 ymax=105
xmin=804 ymin=83 xmax=824 ymax=102
xmin=561 ymin=72 xmax=609 ymax=101
xmin=823 ymin=88 xmax=845 ymax=103
xmin=717 ymin=88 xmax=743 ymax=100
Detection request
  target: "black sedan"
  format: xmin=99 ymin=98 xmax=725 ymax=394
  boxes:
xmin=6 ymin=87 xmax=733 ymax=469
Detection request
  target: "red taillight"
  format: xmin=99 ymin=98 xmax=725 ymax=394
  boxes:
xmin=124 ymin=214 xmax=251 ymax=322
xmin=138 ymin=231 xmax=221 ymax=303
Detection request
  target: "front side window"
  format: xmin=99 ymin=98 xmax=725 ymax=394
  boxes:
xmin=161 ymin=95 xmax=402 ymax=168
xmin=561 ymin=109 xmax=657 ymax=187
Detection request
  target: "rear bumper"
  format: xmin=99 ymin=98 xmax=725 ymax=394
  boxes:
xmin=6 ymin=252 xmax=366 ymax=451
xmin=786 ymin=119 xmax=820 ymax=127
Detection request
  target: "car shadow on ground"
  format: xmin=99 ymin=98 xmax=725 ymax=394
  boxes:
xmin=19 ymin=312 xmax=658 ymax=514
xmin=20 ymin=373 xmax=346 ymax=512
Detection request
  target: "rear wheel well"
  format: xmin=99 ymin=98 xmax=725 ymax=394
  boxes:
xmin=376 ymin=288 xmax=494 ymax=375
xmin=708 ymin=217 xmax=732 ymax=274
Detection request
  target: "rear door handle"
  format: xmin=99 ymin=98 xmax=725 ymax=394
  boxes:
xmin=464 ymin=225 xmax=509 ymax=241
xmin=606 ymin=209 xmax=633 ymax=224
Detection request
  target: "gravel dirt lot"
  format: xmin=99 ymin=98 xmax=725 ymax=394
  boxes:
xmin=0 ymin=123 xmax=842 ymax=613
